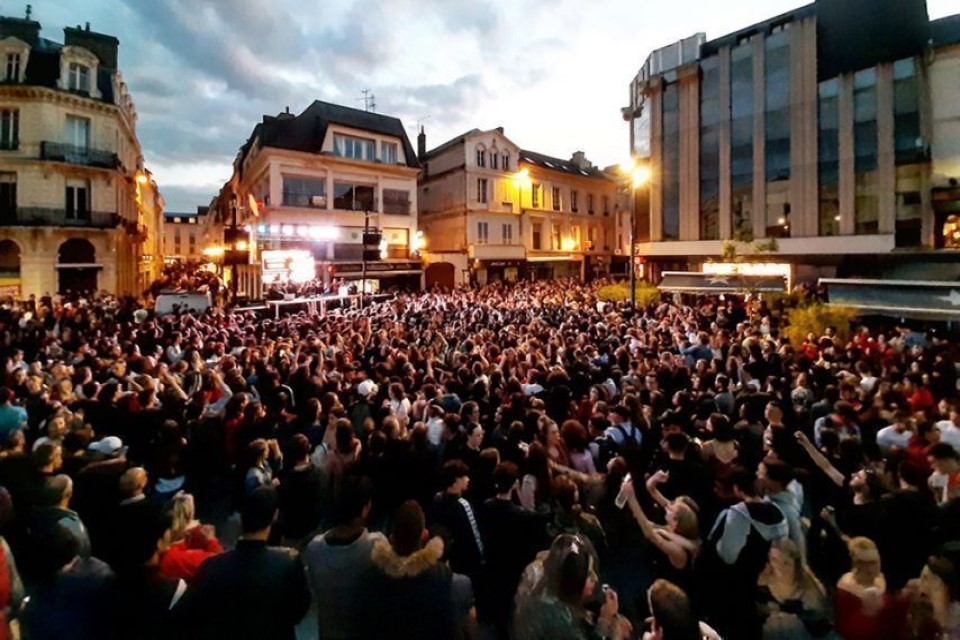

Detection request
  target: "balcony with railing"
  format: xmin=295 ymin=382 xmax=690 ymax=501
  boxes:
xmin=0 ymin=207 xmax=119 ymax=228
xmin=40 ymin=142 xmax=120 ymax=170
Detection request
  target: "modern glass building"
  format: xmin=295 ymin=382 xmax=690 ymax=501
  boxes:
xmin=624 ymin=0 xmax=960 ymax=283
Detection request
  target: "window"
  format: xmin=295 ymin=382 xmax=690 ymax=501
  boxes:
xmin=531 ymin=183 xmax=540 ymax=209
xmin=65 ymin=179 xmax=90 ymax=220
xmin=476 ymin=147 xmax=486 ymax=168
xmin=333 ymin=134 xmax=376 ymax=162
xmin=333 ymin=182 xmax=375 ymax=210
xmin=552 ymin=187 xmax=561 ymax=211
xmin=282 ymin=176 xmax=326 ymax=208
xmin=854 ymin=68 xmax=879 ymax=234
xmin=65 ymin=116 xmax=90 ymax=149
xmin=502 ymin=153 xmax=509 ymax=171
xmin=730 ymin=42 xmax=754 ymax=239
xmin=502 ymin=223 xmax=513 ymax=244
xmin=0 ymin=109 xmax=17 ymax=150
xmin=68 ymin=63 xmax=89 ymax=93
xmin=532 ymin=222 xmax=542 ymax=250
xmin=893 ymin=58 xmax=922 ymax=166
xmin=818 ymin=78 xmax=840 ymax=236
xmin=477 ymin=221 xmax=489 ymax=244
xmin=490 ymin=153 xmax=498 ymax=170
xmin=383 ymin=189 xmax=410 ymax=214
xmin=189 ymin=235 xmax=196 ymax=255
xmin=571 ymin=190 xmax=579 ymax=212
xmin=602 ymin=195 xmax=610 ymax=216
xmin=662 ymin=81 xmax=681 ymax=240
xmin=587 ymin=194 xmax=595 ymax=214
xmin=0 ymin=173 xmax=15 ymax=219
xmin=699 ymin=55 xmax=721 ymax=240
xmin=551 ymin=224 xmax=562 ymax=250
xmin=174 ymin=230 xmax=181 ymax=253
xmin=5 ymin=54 xmax=19 ymax=82
xmin=380 ymin=141 xmax=398 ymax=164
xmin=477 ymin=178 xmax=488 ymax=204
xmin=571 ymin=225 xmax=581 ymax=248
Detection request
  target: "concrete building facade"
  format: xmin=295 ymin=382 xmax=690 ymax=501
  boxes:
xmin=419 ymin=127 xmax=618 ymax=287
xmin=624 ymin=0 xmax=960 ymax=284
xmin=227 ymin=101 xmax=422 ymax=294
xmin=0 ymin=15 xmax=156 ymax=298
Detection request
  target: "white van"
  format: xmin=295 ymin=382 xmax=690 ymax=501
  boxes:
xmin=154 ymin=291 xmax=212 ymax=316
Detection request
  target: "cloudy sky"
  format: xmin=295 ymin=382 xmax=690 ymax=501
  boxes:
xmin=39 ymin=0 xmax=957 ymax=212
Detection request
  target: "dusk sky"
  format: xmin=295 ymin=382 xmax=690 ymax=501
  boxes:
xmin=39 ymin=0 xmax=958 ymax=212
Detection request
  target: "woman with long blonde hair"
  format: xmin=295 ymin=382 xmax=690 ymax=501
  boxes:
xmin=157 ymin=492 xmax=223 ymax=583
xmin=757 ymin=538 xmax=832 ymax=639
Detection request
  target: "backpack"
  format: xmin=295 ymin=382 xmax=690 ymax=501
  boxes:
xmin=614 ymin=423 xmax=644 ymax=476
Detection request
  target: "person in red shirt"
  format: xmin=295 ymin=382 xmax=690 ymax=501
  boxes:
xmin=158 ymin=492 xmax=223 ymax=583
xmin=905 ymin=374 xmax=935 ymax=415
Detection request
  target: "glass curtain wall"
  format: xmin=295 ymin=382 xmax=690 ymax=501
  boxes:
xmin=699 ymin=56 xmax=721 ymax=240
xmin=661 ymin=82 xmax=681 ymax=240
xmin=730 ymin=40 xmax=754 ymax=239
xmin=764 ymin=27 xmax=791 ymax=237
xmin=853 ymin=68 xmax=879 ymax=234
xmin=818 ymin=78 xmax=840 ymax=236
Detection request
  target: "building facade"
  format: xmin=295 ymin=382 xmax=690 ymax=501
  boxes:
xmin=0 ymin=16 xmax=155 ymax=298
xmin=228 ymin=101 xmax=422 ymax=294
xmin=419 ymin=127 xmax=618 ymax=287
xmin=162 ymin=206 xmax=219 ymax=264
xmin=624 ymin=0 xmax=960 ymax=283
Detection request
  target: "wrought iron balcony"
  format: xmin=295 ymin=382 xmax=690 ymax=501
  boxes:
xmin=0 ymin=207 xmax=119 ymax=228
xmin=40 ymin=142 xmax=120 ymax=169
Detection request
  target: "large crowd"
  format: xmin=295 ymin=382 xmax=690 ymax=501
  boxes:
xmin=0 ymin=276 xmax=957 ymax=639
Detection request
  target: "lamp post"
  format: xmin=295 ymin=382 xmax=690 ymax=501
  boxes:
xmin=621 ymin=160 xmax=651 ymax=309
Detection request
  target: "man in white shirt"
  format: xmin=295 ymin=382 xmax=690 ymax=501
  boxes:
xmin=935 ymin=403 xmax=960 ymax=452
xmin=876 ymin=413 xmax=914 ymax=454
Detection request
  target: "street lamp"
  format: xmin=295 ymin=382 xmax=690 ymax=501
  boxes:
xmin=620 ymin=159 xmax=651 ymax=309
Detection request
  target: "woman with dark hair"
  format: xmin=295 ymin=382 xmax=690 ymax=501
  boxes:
xmin=514 ymin=534 xmax=631 ymax=640
xmin=562 ymin=420 xmax=597 ymax=476
xmin=519 ymin=441 xmax=553 ymax=514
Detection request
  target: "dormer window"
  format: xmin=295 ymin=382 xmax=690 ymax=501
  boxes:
xmin=4 ymin=54 xmax=19 ymax=82
xmin=68 ymin=63 xmax=90 ymax=93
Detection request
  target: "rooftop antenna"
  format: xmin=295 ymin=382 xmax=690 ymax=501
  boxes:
xmin=25 ymin=4 xmax=32 ymax=19
xmin=360 ymin=89 xmax=376 ymax=112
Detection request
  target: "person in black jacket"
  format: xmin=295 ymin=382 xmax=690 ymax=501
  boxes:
xmin=179 ymin=486 xmax=310 ymax=640
xmin=276 ymin=434 xmax=324 ymax=545
xmin=479 ymin=462 xmax=546 ymax=639
xmin=430 ymin=459 xmax=485 ymax=581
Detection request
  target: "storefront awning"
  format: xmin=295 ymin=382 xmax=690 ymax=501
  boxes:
xmin=658 ymin=271 xmax=786 ymax=294
xmin=819 ymin=278 xmax=960 ymax=321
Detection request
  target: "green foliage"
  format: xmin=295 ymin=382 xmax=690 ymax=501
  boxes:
xmin=783 ymin=302 xmax=858 ymax=347
xmin=597 ymin=283 xmax=662 ymax=307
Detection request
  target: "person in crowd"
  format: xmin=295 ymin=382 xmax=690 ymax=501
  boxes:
xmin=358 ymin=500 xmax=468 ymax=639
xmin=834 ymin=536 xmax=908 ymax=640
xmin=643 ymin=579 xmax=720 ymax=640
xmin=276 ymin=434 xmax=324 ymax=546
xmin=756 ymin=538 xmax=832 ymax=639
xmin=928 ymin=443 xmax=960 ymax=504
xmin=157 ymin=492 xmax=222 ymax=583
xmin=180 ymin=486 xmax=310 ymax=640
xmin=514 ymin=533 xmax=632 ymax=640
xmin=431 ymin=459 xmax=485 ymax=580
xmin=303 ymin=476 xmax=385 ymax=640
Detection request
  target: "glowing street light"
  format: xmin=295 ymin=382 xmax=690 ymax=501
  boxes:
xmin=620 ymin=158 xmax=652 ymax=309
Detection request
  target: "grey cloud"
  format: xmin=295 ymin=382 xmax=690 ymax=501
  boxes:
xmin=159 ymin=184 xmax=220 ymax=213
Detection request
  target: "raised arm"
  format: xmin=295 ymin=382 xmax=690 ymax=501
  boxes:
xmin=795 ymin=431 xmax=845 ymax=487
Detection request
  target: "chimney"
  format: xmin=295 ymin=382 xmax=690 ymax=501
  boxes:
xmin=64 ymin=24 xmax=120 ymax=69
xmin=0 ymin=15 xmax=40 ymax=45
xmin=417 ymin=126 xmax=426 ymax=161
xmin=570 ymin=151 xmax=592 ymax=170
xmin=496 ymin=126 xmax=504 ymax=134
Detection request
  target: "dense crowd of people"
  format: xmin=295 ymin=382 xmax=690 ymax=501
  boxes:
xmin=0 ymin=276 xmax=957 ymax=639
